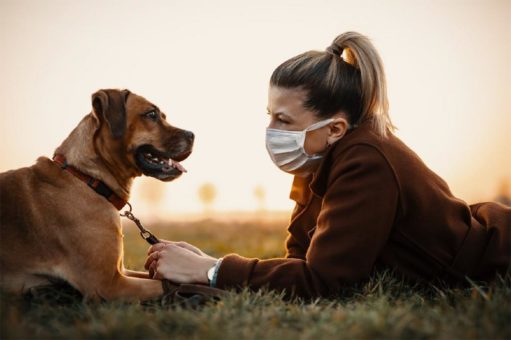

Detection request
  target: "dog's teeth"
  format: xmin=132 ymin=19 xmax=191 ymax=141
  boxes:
xmin=152 ymin=158 xmax=159 ymax=162
xmin=147 ymin=153 xmax=152 ymax=157
xmin=159 ymin=160 xmax=165 ymax=165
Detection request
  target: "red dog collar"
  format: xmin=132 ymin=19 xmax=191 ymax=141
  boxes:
xmin=52 ymin=154 xmax=127 ymax=210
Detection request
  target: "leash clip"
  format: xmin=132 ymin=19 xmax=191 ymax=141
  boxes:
xmin=120 ymin=202 xmax=160 ymax=245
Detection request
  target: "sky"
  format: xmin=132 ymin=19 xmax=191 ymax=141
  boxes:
xmin=0 ymin=0 xmax=510 ymax=218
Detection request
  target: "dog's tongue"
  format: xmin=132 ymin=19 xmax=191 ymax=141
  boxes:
xmin=171 ymin=159 xmax=187 ymax=173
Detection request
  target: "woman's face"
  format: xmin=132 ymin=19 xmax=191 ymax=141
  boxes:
xmin=267 ymin=86 xmax=348 ymax=155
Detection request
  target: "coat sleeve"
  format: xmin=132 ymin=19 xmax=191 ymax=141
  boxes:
xmin=285 ymin=232 xmax=306 ymax=260
xmin=284 ymin=202 xmax=308 ymax=260
xmin=215 ymin=145 xmax=399 ymax=298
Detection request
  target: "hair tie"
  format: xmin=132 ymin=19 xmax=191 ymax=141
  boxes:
xmin=326 ymin=44 xmax=344 ymax=58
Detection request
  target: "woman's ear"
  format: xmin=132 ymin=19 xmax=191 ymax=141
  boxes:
xmin=326 ymin=116 xmax=349 ymax=145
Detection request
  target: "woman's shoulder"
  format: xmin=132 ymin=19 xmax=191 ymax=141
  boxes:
xmin=331 ymin=120 xmax=425 ymax=170
xmin=329 ymin=139 xmax=398 ymax=184
xmin=332 ymin=120 xmax=396 ymax=154
xmin=329 ymin=121 xmax=395 ymax=170
xmin=310 ymin=126 xmax=400 ymax=197
xmin=327 ymin=120 xmax=452 ymax=198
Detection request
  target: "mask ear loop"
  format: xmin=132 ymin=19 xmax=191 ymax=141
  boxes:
xmin=304 ymin=118 xmax=335 ymax=132
xmin=322 ymin=118 xmax=357 ymax=148
xmin=301 ymin=118 xmax=335 ymax=157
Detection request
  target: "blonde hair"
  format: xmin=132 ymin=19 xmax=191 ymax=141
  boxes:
xmin=270 ymin=31 xmax=395 ymax=137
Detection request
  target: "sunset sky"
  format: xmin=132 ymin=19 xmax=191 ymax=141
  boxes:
xmin=1 ymin=0 xmax=510 ymax=218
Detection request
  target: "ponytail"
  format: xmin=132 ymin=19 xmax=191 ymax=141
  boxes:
xmin=270 ymin=31 xmax=395 ymax=137
xmin=330 ymin=32 xmax=393 ymax=136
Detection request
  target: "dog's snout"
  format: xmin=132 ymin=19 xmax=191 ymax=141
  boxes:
xmin=184 ymin=130 xmax=195 ymax=142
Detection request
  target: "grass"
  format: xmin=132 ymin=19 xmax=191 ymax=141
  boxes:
xmin=1 ymin=218 xmax=510 ymax=339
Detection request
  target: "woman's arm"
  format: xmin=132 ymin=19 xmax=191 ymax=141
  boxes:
xmin=285 ymin=232 xmax=307 ymax=260
xmin=216 ymin=145 xmax=400 ymax=299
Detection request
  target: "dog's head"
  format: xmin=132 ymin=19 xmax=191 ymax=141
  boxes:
xmin=91 ymin=89 xmax=194 ymax=182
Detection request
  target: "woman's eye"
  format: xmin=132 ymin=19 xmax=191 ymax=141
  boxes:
xmin=145 ymin=111 xmax=158 ymax=120
xmin=267 ymin=111 xmax=289 ymax=124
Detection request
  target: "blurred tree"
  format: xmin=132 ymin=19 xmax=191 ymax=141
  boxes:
xmin=198 ymin=182 xmax=217 ymax=214
xmin=495 ymin=178 xmax=511 ymax=207
xmin=253 ymin=185 xmax=266 ymax=212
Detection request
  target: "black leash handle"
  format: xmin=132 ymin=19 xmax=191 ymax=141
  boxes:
xmin=120 ymin=202 xmax=160 ymax=245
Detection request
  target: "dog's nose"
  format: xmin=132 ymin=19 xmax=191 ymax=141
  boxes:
xmin=184 ymin=130 xmax=195 ymax=142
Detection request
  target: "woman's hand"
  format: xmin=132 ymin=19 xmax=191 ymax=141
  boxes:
xmin=148 ymin=240 xmax=216 ymax=260
xmin=144 ymin=240 xmax=218 ymax=284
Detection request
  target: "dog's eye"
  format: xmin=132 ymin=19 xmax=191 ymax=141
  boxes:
xmin=145 ymin=111 xmax=158 ymax=120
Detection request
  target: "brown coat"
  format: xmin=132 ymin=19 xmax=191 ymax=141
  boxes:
xmin=216 ymin=119 xmax=511 ymax=298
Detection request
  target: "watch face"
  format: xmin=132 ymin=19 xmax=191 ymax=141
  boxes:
xmin=207 ymin=266 xmax=215 ymax=281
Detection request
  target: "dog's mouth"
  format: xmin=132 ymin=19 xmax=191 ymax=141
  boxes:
xmin=134 ymin=144 xmax=191 ymax=181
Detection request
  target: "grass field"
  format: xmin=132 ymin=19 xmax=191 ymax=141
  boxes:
xmin=1 ymin=218 xmax=510 ymax=339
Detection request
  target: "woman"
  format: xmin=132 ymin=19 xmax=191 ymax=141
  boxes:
xmin=145 ymin=32 xmax=510 ymax=299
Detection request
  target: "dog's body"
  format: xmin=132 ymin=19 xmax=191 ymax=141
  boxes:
xmin=0 ymin=89 xmax=194 ymax=300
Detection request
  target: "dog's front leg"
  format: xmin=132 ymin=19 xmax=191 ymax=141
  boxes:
xmin=89 ymin=273 xmax=164 ymax=301
xmin=72 ymin=246 xmax=163 ymax=300
xmin=123 ymin=269 xmax=151 ymax=279
xmin=120 ymin=256 xmax=151 ymax=279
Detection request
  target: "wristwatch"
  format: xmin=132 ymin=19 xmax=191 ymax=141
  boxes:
xmin=206 ymin=258 xmax=223 ymax=287
xmin=207 ymin=263 xmax=216 ymax=283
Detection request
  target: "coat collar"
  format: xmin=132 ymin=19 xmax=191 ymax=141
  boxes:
xmin=289 ymin=174 xmax=314 ymax=205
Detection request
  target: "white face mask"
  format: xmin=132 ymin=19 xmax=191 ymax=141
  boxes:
xmin=265 ymin=118 xmax=334 ymax=177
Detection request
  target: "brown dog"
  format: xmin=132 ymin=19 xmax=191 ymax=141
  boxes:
xmin=0 ymin=89 xmax=194 ymax=301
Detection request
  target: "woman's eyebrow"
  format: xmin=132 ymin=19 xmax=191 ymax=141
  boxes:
xmin=267 ymin=108 xmax=292 ymax=119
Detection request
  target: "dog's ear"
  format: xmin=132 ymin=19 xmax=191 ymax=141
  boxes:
xmin=91 ymin=89 xmax=130 ymax=139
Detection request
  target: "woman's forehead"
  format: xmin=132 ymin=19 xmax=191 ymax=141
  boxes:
xmin=268 ymin=86 xmax=309 ymax=115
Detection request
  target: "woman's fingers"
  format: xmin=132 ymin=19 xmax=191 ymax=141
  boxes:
xmin=147 ymin=242 xmax=167 ymax=255
xmin=148 ymin=240 xmax=207 ymax=257
xmin=174 ymin=241 xmax=204 ymax=256
xmin=144 ymin=251 xmax=159 ymax=270
xmin=149 ymin=260 xmax=157 ymax=278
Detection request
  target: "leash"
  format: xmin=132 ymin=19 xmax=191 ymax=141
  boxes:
xmin=120 ymin=202 xmax=160 ymax=245
xmin=120 ymin=203 xmax=175 ymax=292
